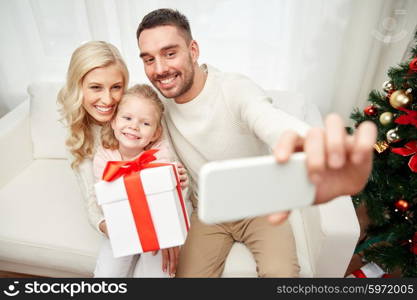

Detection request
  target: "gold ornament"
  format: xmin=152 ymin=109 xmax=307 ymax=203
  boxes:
xmin=386 ymin=128 xmax=401 ymax=143
xmin=374 ymin=141 xmax=389 ymax=153
xmin=389 ymin=89 xmax=413 ymax=109
xmin=379 ymin=112 xmax=394 ymax=126
xmin=382 ymin=80 xmax=394 ymax=92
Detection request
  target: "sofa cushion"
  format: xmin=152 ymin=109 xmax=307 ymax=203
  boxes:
xmin=222 ymin=243 xmax=257 ymax=277
xmin=221 ymin=209 xmax=314 ymax=277
xmin=0 ymin=159 xmax=101 ymax=276
xmin=28 ymin=82 xmax=67 ymax=159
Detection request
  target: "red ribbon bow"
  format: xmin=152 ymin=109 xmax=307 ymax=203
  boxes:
xmin=102 ymin=149 xmax=189 ymax=252
xmin=102 ymin=149 xmax=159 ymax=182
xmin=395 ymin=107 xmax=417 ymax=128
xmin=391 ymin=141 xmax=417 ymax=173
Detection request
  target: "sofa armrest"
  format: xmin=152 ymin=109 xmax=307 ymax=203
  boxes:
xmin=301 ymin=196 xmax=360 ymax=277
xmin=0 ymin=99 xmax=33 ymax=188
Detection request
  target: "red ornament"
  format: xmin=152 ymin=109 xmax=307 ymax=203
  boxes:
xmin=409 ymin=57 xmax=417 ymax=72
xmin=391 ymin=141 xmax=417 ymax=173
xmin=364 ymin=105 xmax=377 ymax=116
xmin=394 ymin=199 xmax=409 ymax=212
xmin=411 ymin=232 xmax=417 ymax=255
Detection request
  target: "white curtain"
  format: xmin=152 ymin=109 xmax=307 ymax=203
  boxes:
xmin=1 ymin=0 xmax=416 ymax=122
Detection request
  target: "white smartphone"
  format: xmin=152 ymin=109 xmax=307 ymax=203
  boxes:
xmin=198 ymin=153 xmax=315 ymax=224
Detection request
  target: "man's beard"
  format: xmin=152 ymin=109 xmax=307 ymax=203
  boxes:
xmin=153 ymin=56 xmax=195 ymax=99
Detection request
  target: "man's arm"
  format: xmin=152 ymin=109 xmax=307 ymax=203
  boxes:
xmin=235 ymin=84 xmax=311 ymax=148
xmin=227 ymin=77 xmax=377 ymax=223
xmin=270 ymin=114 xmax=377 ymax=224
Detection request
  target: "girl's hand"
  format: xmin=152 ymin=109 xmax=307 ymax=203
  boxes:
xmin=155 ymin=247 xmax=180 ymax=277
xmin=177 ymin=163 xmax=189 ymax=188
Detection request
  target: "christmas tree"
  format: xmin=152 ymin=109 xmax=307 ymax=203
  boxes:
xmin=349 ymin=30 xmax=417 ymax=277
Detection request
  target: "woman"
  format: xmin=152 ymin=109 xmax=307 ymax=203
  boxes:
xmin=58 ymin=41 xmax=184 ymax=277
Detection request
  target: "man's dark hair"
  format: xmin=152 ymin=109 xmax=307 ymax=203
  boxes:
xmin=136 ymin=8 xmax=192 ymax=42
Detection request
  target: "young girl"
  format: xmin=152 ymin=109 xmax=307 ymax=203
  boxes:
xmin=93 ymin=84 xmax=181 ymax=278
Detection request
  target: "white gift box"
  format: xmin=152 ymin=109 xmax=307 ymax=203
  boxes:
xmin=345 ymin=262 xmax=385 ymax=278
xmin=95 ymin=165 xmax=189 ymax=258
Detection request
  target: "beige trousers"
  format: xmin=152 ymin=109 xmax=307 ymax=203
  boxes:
xmin=176 ymin=209 xmax=300 ymax=278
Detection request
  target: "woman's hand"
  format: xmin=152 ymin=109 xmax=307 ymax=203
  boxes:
xmin=177 ymin=162 xmax=189 ymax=189
xmin=99 ymin=220 xmax=109 ymax=237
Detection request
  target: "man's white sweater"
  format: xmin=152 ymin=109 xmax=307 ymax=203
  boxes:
xmin=162 ymin=64 xmax=310 ymax=200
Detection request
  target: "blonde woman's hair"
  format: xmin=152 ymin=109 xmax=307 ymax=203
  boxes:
xmin=101 ymin=84 xmax=165 ymax=150
xmin=57 ymin=41 xmax=129 ymax=169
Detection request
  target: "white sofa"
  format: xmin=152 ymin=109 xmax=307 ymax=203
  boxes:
xmin=0 ymin=82 xmax=360 ymax=277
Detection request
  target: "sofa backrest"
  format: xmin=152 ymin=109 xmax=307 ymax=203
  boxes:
xmin=27 ymin=82 xmax=322 ymax=160
xmin=266 ymin=90 xmax=307 ymax=122
xmin=28 ymin=82 xmax=67 ymax=159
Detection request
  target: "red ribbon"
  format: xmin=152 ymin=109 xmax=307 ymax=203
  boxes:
xmin=395 ymin=107 xmax=417 ymax=128
xmin=351 ymin=269 xmax=367 ymax=278
xmin=102 ymin=149 xmax=189 ymax=252
xmin=391 ymin=141 xmax=417 ymax=173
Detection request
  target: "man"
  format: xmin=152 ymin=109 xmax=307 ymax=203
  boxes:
xmin=136 ymin=9 xmax=376 ymax=277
